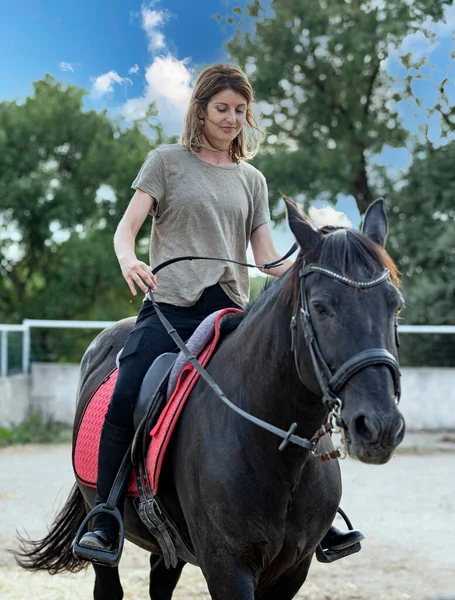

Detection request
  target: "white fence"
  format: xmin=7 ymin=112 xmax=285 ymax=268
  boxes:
xmin=1 ymin=362 xmax=454 ymax=431
xmin=1 ymin=320 xmax=455 ymax=377
xmin=0 ymin=319 xmax=114 ymax=377
xmin=1 ymin=321 xmax=455 ymax=431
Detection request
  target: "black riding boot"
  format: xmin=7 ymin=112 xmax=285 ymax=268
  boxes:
xmin=78 ymin=419 xmax=134 ymax=554
xmin=321 ymin=523 xmax=364 ymax=551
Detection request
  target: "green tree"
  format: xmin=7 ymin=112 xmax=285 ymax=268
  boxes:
xmin=0 ymin=76 xmax=175 ymax=360
xmin=0 ymin=76 xmax=174 ymax=326
xmin=224 ymin=0 xmax=450 ymax=215
xmin=384 ymin=141 xmax=455 ymax=366
xmin=386 ymin=141 xmax=455 ymax=324
xmin=249 ymin=274 xmax=267 ymax=301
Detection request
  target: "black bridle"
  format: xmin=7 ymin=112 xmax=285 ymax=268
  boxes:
xmin=291 ymin=264 xmax=401 ymax=423
xmin=149 ymin=250 xmax=401 ymax=455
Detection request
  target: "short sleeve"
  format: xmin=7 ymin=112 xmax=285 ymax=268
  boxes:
xmin=131 ymin=150 xmax=166 ymax=217
xmin=252 ymin=173 xmax=271 ymax=231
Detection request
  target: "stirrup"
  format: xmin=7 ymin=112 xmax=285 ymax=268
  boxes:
xmin=316 ymin=540 xmax=362 ymax=563
xmin=72 ymin=504 xmax=125 ymax=567
xmin=316 ymin=507 xmax=362 ymax=564
xmin=72 ymin=441 xmax=133 ymax=566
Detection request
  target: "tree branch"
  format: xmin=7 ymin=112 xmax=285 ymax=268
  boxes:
xmin=364 ymin=60 xmax=381 ymax=116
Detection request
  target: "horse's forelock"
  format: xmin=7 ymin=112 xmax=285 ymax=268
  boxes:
xmin=282 ymin=227 xmax=400 ymax=310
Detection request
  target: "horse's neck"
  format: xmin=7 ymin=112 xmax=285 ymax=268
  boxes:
xmin=230 ymin=282 xmax=327 ymax=442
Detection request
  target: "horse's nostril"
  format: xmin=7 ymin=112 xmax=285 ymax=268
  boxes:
xmin=354 ymin=414 xmax=376 ymax=442
xmin=395 ymin=418 xmax=406 ymax=444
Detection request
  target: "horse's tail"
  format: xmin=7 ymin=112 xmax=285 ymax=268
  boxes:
xmin=13 ymin=483 xmax=88 ymax=574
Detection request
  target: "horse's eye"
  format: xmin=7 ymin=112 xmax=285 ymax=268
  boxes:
xmin=312 ymin=303 xmax=328 ymax=315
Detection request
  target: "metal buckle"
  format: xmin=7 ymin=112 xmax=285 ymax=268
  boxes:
xmin=290 ymin=315 xmax=297 ymax=352
xmin=328 ymin=397 xmax=343 ymax=424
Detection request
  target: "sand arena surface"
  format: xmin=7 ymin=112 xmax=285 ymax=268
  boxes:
xmin=0 ymin=435 xmax=454 ymax=599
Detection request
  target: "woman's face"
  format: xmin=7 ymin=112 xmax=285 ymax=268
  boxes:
xmin=199 ymin=88 xmax=248 ymax=147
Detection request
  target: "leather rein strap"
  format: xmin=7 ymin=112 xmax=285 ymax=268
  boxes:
xmin=149 ymin=244 xmax=317 ymax=453
xmin=147 ymin=289 xmax=313 ymax=452
xmin=151 ymin=243 xmax=298 ymax=276
xmin=148 ymin=250 xmax=400 ymax=455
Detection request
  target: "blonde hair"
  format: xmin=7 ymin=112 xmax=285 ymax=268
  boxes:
xmin=181 ymin=64 xmax=264 ymax=162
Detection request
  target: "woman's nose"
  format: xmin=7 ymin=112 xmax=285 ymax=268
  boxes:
xmin=227 ymin=110 xmax=236 ymax=124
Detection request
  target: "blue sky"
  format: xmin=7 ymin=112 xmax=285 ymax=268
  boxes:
xmin=1 ymin=0 xmax=454 ymax=255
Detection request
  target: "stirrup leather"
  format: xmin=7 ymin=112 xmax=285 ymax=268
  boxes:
xmin=72 ymin=442 xmax=132 ymax=567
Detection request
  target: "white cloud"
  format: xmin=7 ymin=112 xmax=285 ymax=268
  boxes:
xmin=123 ymin=55 xmax=193 ymax=135
xmin=91 ymin=4 xmax=193 ymax=134
xmin=120 ymin=5 xmax=194 ymax=135
xmin=60 ymin=62 xmax=75 ymax=72
xmin=92 ymin=71 xmax=131 ymax=97
xmin=141 ymin=5 xmax=168 ymax=52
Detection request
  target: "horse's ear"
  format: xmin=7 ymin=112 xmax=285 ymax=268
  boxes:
xmin=284 ymin=196 xmax=321 ymax=251
xmin=362 ymin=198 xmax=388 ymax=247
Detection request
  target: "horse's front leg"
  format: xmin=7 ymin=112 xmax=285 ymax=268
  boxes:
xmin=255 ymin=555 xmax=313 ymax=600
xmin=149 ymin=554 xmax=185 ymax=600
xmin=93 ymin=563 xmax=123 ymax=600
xmin=201 ymin=557 xmax=257 ymax=600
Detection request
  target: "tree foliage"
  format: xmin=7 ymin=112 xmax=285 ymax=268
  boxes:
xmin=386 ymin=142 xmax=455 ymax=325
xmin=0 ymin=76 xmax=175 ymax=329
xmin=225 ymin=0 xmax=451 ymax=215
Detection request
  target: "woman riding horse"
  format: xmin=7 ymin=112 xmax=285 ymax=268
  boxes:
xmin=75 ymin=64 xmax=363 ymax=563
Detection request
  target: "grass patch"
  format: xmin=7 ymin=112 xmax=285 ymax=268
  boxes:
xmin=0 ymin=413 xmax=72 ymax=446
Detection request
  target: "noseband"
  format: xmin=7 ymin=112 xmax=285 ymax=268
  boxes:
xmin=290 ymin=264 xmax=401 ymax=421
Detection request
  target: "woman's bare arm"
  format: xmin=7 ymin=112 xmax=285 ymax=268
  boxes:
xmin=250 ymin=223 xmax=294 ymax=277
xmin=114 ymin=188 xmax=157 ymax=296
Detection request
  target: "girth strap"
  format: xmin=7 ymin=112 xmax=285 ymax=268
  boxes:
xmin=329 ymin=349 xmax=401 ymax=397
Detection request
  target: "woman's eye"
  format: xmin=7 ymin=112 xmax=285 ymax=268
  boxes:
xmin=216 ymin=109 xmax=245 ymax=114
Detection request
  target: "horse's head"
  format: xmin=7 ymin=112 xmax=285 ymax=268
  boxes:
xmin=286 ymin=199 xmax=405 ymax=464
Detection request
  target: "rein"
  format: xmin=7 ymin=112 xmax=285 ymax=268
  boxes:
xmin=148 ymin=250 xmax=401 ymax=459
xmin=151 ymin=243 xmax=298 ymax=276
xmin=147 ymin=288 xmax=315 ymax=453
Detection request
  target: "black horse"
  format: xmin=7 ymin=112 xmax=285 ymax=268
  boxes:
xmin=15 ymin=199 xmax=405 ymax=599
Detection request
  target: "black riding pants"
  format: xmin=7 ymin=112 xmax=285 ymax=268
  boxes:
xmin=105 ymin=284 xmax=241 ymax=430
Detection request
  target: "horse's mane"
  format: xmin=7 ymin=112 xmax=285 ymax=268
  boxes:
xmin=231 ymin=225 xmax=399 ymax=325
xmin=283 ymin=226 xmax=400 ymax=309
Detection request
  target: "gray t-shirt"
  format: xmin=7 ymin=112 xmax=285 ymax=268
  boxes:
xmin=131 ymin=144 xmax=270 ymax=307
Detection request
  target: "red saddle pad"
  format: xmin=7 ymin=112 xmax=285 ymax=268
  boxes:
xmin=73 ymin=308 xmax=242 ymax=495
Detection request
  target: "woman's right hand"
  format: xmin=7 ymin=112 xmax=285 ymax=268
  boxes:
xmin=119 ymin=255 xmax=157 ymax=296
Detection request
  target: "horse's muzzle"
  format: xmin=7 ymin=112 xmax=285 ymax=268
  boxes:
xmin=344 ymin=411 xmax=406 ymax=465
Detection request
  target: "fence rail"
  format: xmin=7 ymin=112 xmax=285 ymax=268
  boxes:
xmin=0 ymin=319 xmax=114 ymax=377
xmin=1 ymin=320 xmax=455 ymax=377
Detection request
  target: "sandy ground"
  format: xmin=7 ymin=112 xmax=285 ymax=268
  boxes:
xmin=0 ymin=433 xmax=454 ymax=600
